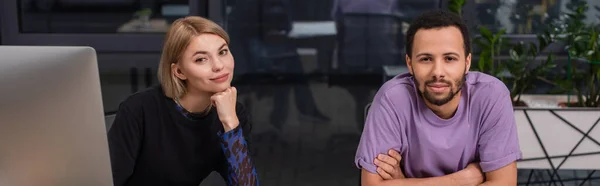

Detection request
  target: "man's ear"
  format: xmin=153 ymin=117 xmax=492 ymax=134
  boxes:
xmin=465 ymin=53 xmax=472 ymax=74
xmin=406 ymin=54 xmax=414 ymax=75
xmin=171 ymin=63 xmax=187 ymax=80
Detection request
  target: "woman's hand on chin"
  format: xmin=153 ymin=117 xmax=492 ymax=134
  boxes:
xmin=211 ymin=87 xmax=239 ymax=132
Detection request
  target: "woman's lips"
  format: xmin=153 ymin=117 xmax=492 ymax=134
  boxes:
xmin=211 ymin=73 xmax=229 ymax=83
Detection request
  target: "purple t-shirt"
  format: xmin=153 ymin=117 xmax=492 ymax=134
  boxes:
xmin=355 ymin=72 xmax=522 ymax=178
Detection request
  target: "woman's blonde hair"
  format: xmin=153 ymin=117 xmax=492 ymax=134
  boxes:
xmin=157 ymin=16 xmax=230 ymax=98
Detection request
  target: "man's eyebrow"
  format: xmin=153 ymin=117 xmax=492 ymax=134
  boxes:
xmin=443 ymin=52 xmax=460 ymax=56
xmin=415 ymin=53 xmax=432 ymax=57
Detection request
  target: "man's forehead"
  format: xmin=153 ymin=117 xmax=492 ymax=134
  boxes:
xmin=414 ymin=26 xmax=463 ymax=38
xmin=412 ymin=27 xmax=464 ymax=53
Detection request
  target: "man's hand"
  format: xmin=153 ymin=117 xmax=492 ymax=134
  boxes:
xmin=362 ymin=161 xmax=485 ymax=186
xmin=374 ymin=149 xmax=404 ymax=180
xmin=455 ymin=162 xmax=485 ymax=186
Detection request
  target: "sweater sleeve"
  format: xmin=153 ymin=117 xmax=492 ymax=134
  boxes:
xmin=215 ymin=103 xmax=259 ymax=186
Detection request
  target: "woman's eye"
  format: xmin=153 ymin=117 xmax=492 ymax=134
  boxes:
xmin=219 ymin=49 xmax=229 ymax=56
xmin=195 ymin=58 xmax=207 ymax=62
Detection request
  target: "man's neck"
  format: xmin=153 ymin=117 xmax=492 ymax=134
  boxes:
xmin=179 ymin=89 xmax=212 ymax=113
xmin=424 ymin=91 xmax=462 ymax=119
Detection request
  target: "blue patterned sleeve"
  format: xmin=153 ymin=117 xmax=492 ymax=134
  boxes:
xmin=218 ymin=126 xmax=260 ymax=186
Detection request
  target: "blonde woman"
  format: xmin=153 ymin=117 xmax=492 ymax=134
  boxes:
xmin=108 ymin=16 xmax=259 ymax=186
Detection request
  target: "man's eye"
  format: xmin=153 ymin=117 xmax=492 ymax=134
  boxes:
xmin=446 ymin=57 xmax=456 ymax=61
xmin=420 ymin=57 xmax=431 ymax=61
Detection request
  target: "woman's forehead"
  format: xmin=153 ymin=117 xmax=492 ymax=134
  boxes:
xmin=186 ymin=34 xmax=227 ymax=52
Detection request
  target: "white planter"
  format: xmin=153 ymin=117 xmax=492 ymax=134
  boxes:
xmin=514 ymin=95 xmax=600 ymax=170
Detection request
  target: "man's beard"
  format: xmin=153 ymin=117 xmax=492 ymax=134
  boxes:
xmin=415 ymin=74 xmax=466 ymax=106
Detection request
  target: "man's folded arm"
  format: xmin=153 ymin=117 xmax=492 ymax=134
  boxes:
xmin=479 ymin=162 xmax=517 ymax=186
xmin=361 ymin=169 xmax=466 ymax=186
xmin=477 ymin=84 xmax=521 ymax=185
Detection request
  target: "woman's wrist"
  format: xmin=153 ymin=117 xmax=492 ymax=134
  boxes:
xmin=221 ymin=117 xmax=239 ymax=132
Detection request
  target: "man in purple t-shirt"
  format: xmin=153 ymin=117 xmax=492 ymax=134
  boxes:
xmin=356 ymin=10 xmax=522 ymax=185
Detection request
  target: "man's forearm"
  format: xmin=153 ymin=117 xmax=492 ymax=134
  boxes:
xmin=478 ymin=180 xmax=515 ymax=186
xmin=379 ymin=176 xmax=456 ymax=186
xmin=370 ymin=171 xmax=481 ymax=186
xmin=375 ymin=172 xmax=468 ymax=186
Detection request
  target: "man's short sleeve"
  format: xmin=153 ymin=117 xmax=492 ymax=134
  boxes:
xmin=477 ymin=85 xmax=522 ymax=172
xmin=355 ymin=91 xmax=403 ymax=174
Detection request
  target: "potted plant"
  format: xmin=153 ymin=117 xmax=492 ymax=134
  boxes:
xmin=134 ymin=8 xmax=153 ymax=29
xmin=449 ymin=0 xmax=600 ymax=178
xmin=504 ymin=30 xmax=557 ymax=107
xmin=510 ymin=1 xmax=600 ymax=179
xmin=549 ymin=0 xmax=600 ymax=108
xmin=472 ymin=25 xmax=558 ymax=107
xmin=449 ymin=0 xmax=557 ymax=107
xmin=472 ymin=27 xmax=510 ymax=79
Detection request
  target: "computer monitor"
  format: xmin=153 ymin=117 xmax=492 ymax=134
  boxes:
xmin=0 ymin=46 xmax=113 ymax=186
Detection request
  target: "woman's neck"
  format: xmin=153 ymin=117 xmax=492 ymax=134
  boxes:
xmin=178 ymin=90 xmax=212 ymax=113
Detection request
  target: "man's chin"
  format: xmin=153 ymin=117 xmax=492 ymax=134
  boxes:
xmin=424 ymin=93 xmax=454 ymax=106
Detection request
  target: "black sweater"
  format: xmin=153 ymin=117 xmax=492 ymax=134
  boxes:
xmin=107 ymin=86 xmax=258 ymax=186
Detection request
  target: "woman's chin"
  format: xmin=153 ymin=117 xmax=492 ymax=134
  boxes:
xmin=212 ymin=84 xmax=232 ymax=92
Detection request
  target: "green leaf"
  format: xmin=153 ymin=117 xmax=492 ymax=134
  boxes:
xmin=474 ymin=38 xmax=490 ymax=48
xmin=134 ymin=8 xmax=152 ymax=17
xmin=549 ymin=86 xmax=569 ymax=94
xmin=554 ymin=79 xmax=575 ymax=90
xmin=493 ymin=29 xmax=507 ymax=43
xmin=574 ymin=35 xmax=586 ymax=42
xmin=478 ymin=54 xmax=486 ymax=72
xmin=528 ymin=42 xmax=539 ymax=57
xmin=537 ymin=35 xmax=547 ymax=50
xmin=569 ymin=48 xmax=579 ymax=56
xmin=586 ymin=50 xmax=595 ymax=56
xmin=448 ymin=4 xmax=459 ymax=13
xmin=509 ymin=49 xmax=520 ymax=61
xmin=545 ymin=54 xmax=556 ymax=70
xmin=480 ymin=27 xmax=493 ymax=42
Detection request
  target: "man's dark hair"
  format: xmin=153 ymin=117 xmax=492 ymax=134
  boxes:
xmin=405 ymin=10 xmax=471 ymax=58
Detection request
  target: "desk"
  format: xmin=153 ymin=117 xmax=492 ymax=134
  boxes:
xmin=288 ymin=21 xmax=337 ymax=80
xmin=288 ymin=21 xmax=337 ymax=38
xmin=117 ymin=18 xmax=170 ymax=33
xmin=105 ymin=114 xmax=116 ymax=131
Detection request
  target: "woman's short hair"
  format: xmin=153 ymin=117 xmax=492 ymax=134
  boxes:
xmin=157 ymin=16 xmax=230 ymax=98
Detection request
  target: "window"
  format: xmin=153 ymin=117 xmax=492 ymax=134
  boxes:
xmin=472 ymin=0 xmax=600 ymax=34
xmin=19 ymin=0 xmax=191 ymax=33
xmin=222 ymin=0 xmax=440 ymax=75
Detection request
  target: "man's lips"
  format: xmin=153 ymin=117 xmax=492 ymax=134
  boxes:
xmin=426 ymin=82 xmax=450 ymax=93
xmin=427 ymin=82 xmax=450 ymax=88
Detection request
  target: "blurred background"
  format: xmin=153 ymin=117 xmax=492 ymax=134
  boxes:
xmin=1 ymin=0 xmax=600 ymax=185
